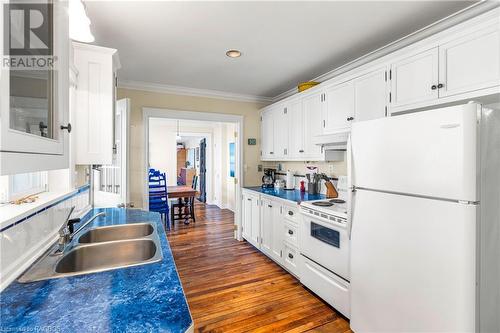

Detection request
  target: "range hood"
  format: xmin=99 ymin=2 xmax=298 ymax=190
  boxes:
xmin=312 ymin=131 xmax=349 ymax=151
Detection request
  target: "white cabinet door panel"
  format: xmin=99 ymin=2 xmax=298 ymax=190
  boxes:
xmin=303 ymin=92 xmax=323 ymax=159
xmin=391 ymin=48 xmax=439 ymax=108
xmin=439 ymin=24 xmax=500 ymax=98
xmin=288 ymin=99 xmax=304 ymax=158
xmin=354 ymin=67 xmax=388 ymax=121
xmin=260 ymin=198 xmax=274 ymax=256
xmin=273 ymin=106 xmax=289 ymax=159
xmin=324 ymin=82 xmax=355 ymax=132
xmin=261 ymin=109 xmax=274 ymax=159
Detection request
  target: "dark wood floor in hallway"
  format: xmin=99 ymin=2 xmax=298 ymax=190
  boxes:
xmin=167 ymin=203 xmax=352 ymax=333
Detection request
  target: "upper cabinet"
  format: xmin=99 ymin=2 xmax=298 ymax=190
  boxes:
xmin=354 ymin=67 xmax=388 ymax=121
xmin=390 ymin=48 xmax=439 ymax=109
xmin=0 ymin=1 xmax=70 ymax=175
xmin=323 ymin=81 xmax=355 ymax=133
xmin=72 ymin=42 xmax=120 ymax=165
xmin=259 ymin=8 xmax=499 ymax=162
xmin=438 ymin=24 xmax=500 ymax=98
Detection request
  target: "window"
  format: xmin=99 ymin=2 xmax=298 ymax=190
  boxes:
xmin=229 ymin=142 xmax=235 ymax=178
xmin=0 ymin=172 xmax=48 ymax=203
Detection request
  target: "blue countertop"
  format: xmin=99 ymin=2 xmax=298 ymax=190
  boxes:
xmin=244 ymin=187 xmax=325 ymax=203
xmin=0 ymin=208 xmax=192 ymax=333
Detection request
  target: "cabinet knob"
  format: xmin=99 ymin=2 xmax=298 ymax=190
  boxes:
xmin=60 ymin=123 xmax=72 ymax=133
xmin=437 ymin=83 xmax=444 ymax=89
xmin=347 ymin=117 xmax=354 ymax=121
xmin=270 ymin=152 xmax=274 ymax=155
xmin=288 ymin=211 xmax=294 ymax=216
xmin=431 ymin=85 xmax=437 ymax=90
xmin=288 ymin=253 xmax=294 ymax=259
xmin=288 ymin=229 xmax=294 ymax=235
xmin=268 ymin=204 xmax=272 ymax=208
xmin=298 ymin=150 xmax=304 ymax=153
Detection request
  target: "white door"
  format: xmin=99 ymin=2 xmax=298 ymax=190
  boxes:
xmin=303 ymin=91 xmax=323 ymax=159
xmin=354 ymin=67 xmax=388 ymax=121
xmin=0 ymin=1 xmax=69 ymax=157
xmin=273 ymin=105 xmax=289 ymax=159
xmin=260 ymin=198 xmax=274 ymax=256
xmin=390 ymin=47 xmax=439 ymax=109
xmin=350 ymin=189 xmax=476 ymax=332
xmin=351 ymin=103 xmax=479 ymax=201
xmin=242 ymin=193 xmax=252 ymax=240
xmin=270 ymin=205 xmax=284 ymax=264
xmin=439 ymin=24 xmax=500 ymax=98
xmin=93 ymin=99 xmax=130 ymax=208
xmin=73 ymin=43 xmax=116 ymax=165
xmin=249 ymin=194 xmax=261 ymax=248
xmin=324 ymin=81 xmax=355 ymax=132
xmin=288 ymin=99 xmax=304 ymax=159
xmin=261 ymin=109 xmax=274 ymax=159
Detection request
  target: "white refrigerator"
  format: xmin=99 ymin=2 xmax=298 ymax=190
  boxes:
xmin=349 ymin=102 xmax=499 ymax=333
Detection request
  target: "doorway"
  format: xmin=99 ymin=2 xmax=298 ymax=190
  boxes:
xmin=143 ymin=108 xmax=243 ymax=239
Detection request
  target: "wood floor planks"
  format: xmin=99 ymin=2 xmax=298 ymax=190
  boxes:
xmin=167 ymin=203 xmax=352 ymax=333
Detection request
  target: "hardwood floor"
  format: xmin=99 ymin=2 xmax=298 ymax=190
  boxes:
xmin=167 ymin=203 xmax=352 ymax=333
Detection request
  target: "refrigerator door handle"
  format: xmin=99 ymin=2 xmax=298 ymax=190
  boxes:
xmin=347 ymin=133 xmax=354 ymax=240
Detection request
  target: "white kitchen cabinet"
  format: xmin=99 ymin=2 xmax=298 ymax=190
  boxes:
xmin=273 ymin=105 xmax=289 ymax=160
xmin=72 ymin=42 xmax=120 ymax=165
xmin=354 ymin=67 xmax=389 ymax=121
xmin=390 ymin=47 xmax=439 ymax=109
xmin=260 ymin=108 xmax=274 ymax=160
xmin=288 ymin=98 xmax=304 ymax=159
xmin=302 ymin=91 xmax=324 ymax=160
xmin=242 ymin=191 xmax=260 ymax=249
xmin=323 ymin=81 xmax=355 ymax=132
xmin=0 ymin=1 xmax=70 ymax=175
xmin=260 ymin=198 xmax=274 ymax=255
xmin=260 ymin=198 xmax=283 ymax=263
xmin=438 ymin=24 xmax=500 ymax=98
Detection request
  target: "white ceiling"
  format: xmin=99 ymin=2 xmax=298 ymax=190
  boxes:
xmin=86 ymin=1 xmax=476 ymax=100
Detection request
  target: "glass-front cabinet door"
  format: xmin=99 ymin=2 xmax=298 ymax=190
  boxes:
xmin=0 ymin=1 xmax=69 ymax=163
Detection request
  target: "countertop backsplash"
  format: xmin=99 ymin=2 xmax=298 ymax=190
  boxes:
xmin=0 ymin=186 xmax=90 ymax=291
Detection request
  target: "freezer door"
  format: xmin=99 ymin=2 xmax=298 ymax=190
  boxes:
xmin=351 ymin=103 xmax=479 ymax=201
xmin=350 ymin=189 xmax=477 ymax=332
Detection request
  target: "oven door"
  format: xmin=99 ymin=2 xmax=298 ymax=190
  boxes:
xmin=300 ymin=210 xmax=350 ymax=281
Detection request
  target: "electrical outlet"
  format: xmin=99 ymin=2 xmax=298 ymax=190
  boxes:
xmin=258 ymin=164 xmax=263 ymax=172
xmin=328 ymin=164 xmax=335 ymax=175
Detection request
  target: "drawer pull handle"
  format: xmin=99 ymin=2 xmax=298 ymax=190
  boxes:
xmin=288 ymin=230 xmax=294 ymax=235
xmin=288 ymin=253 xmax=294 ymax=259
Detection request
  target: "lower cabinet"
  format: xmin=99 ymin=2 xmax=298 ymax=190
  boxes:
xmin=242 ymin=191 xmax=301 ymax=278
xmin=242 ymin=191 xmax=260 ymax=249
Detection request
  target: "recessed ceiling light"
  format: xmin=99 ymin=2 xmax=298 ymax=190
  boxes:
xmin=226 ymin=49 xmax=242 ymax=58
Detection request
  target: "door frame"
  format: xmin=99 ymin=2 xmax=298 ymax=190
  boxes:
xmin=143 ymin=107 xmax=244 ymax=240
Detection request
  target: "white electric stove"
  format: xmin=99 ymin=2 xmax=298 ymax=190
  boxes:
xmin=299 ymin=176 xmax=351 ymax=318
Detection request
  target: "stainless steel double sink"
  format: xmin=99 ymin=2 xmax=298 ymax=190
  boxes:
xmin=19 ymin=222 xmax=163 ymax=283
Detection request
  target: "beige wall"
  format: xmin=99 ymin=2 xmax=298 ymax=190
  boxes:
xmin=117 ymin=88 xmax=265 ymax=208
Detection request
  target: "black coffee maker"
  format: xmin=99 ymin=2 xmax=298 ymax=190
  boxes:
xmin=261 ymin=168 xmax=276 ymax=188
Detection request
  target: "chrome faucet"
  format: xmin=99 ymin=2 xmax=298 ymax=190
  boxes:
xmin=53 ymin=208 xmax=106 ymax=255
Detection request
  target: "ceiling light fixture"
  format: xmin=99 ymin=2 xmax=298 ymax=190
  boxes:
xmin=69 ymin=0 xmax=95 ymax=43
xmin=226 ymin=49 xmax=242 ymax=58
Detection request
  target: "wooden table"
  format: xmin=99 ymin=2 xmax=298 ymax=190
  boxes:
xmin=167 ymin=186 xmax=199 ymax=224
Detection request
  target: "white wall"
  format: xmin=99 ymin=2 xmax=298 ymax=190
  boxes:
xmin=148 ymin=120 xmax=177 ymax=186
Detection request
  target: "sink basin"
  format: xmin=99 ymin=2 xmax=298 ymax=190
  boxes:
xmin=56 ymin=239 xmax=159 ymax=274
xmin=18 ymin=223 xmax=163 ymax=283
xmin=78 ymin=223 xmax=154 ymax=243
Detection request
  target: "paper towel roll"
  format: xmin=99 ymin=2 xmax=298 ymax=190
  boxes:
xmin=286 ymin=170 xmax=294 ymax=189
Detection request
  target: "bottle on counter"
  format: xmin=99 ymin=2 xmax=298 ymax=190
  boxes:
xmin=300 ymin=180 xmax=306 ymax=193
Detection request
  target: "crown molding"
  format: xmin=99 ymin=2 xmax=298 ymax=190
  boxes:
xmin=118 ymin=80 xmax=274 ymax=104
xmin=273 ymin=1 xmax=500 ymax=102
